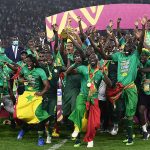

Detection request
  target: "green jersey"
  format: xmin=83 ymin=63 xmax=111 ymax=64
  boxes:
xmin=144 ymin=31 xmax=150 ymax=48
xmin=26 ymin=48 xmax=39 ymax=59
xmin=119 ymin=37 xmax=126 ymax=47
xmin=144 ymin=59 xmax=150 ymax=80
xmin=76 ymin=65 xmax=103 ymax=98
xmin=17 ymin=61 xmax=27 ymax=91
xmin=0 ymin=62 xmax=13 ymax=95
xmin=21 ymin=67 xmax=48 ymax=92
xmin=0 ymin=54 xmax=13 ymax=64
xmin=0 ymin=47 xmax=5 ymax=54
xmin=42 ymin=65 xmax=62 ymax=96
xmin=0 ymin=55 xmax=13 ymax=95
xmin=111 ymin=50 xmax=140 ymax=86
xmin=26 ymin=48 xmax=33 ymax=55
xmin=17 ymin=61 xmax=26 ymax=68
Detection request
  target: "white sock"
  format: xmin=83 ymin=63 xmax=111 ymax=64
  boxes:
xmin=142 ymin=124 xmax=147 ymax=132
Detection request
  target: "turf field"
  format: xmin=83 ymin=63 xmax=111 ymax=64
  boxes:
xmin=0 ymin=122 xmax=150 ymax=150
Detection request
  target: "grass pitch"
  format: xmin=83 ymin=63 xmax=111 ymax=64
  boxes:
xmin=0 ymin=122 xmax=150 ymax=150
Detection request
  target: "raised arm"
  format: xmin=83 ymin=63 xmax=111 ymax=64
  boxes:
xmin=67 ymin=33 xmax=83 ymax=52
xmin=72 ymin=29 xmax=83 ymax=46
xmin=59 ymin=38 xmax=65 ymax=55
xmin=134 ymin=19 xmax=139 ymax=33
xmin=5 ymin=62 xmax=18 ymax=71
xmin=106 ymin=20 xmax=119 ymax=48
xmin=107 ymin=31 xmax=119 ymax=48
xmin=52 ymin=24 xmax=59 ymax=53
xmin=88 ymin=36 xmax=112 ymax=60
xmin=134 ymin=19 xmax=142 ymax=40
xmin=116 ymin=18 xmax=122 ymax=39
xmin=137 ymin=16 xmax=147 ymax=54
xmin=103 ymin=72 xmax=112 ymax=88
xmin=65 ymin=63 xmax=78 ymax=75
xmin=77 ymin=16 xmax=87 ymax=41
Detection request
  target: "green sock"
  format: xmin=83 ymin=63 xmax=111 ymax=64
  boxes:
xmin=38 ymin=131 xmax=44 ymax=138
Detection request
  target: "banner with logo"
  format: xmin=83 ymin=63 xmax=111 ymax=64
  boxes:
xmin=46 ymin=4 xmax=150 ymax=40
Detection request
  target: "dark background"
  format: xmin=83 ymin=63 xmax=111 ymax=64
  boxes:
xmin=0 ymin=0 xmax=149 ymax=44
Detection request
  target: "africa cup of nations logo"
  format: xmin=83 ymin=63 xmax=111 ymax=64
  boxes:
xmin=46 ymin=5 xmax=104 ymax=40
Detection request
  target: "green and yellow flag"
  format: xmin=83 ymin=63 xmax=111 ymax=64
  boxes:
xmin=14 ymin=91 xmax=49 ymax=124
xmin=54 ymin=50 xmax=64 ymax=67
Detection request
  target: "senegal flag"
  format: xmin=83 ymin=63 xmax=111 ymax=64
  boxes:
xmin=54 ymin=50 xmax=64 ymax=67
xmin=14 ymin=91 xmax=49 ymax=124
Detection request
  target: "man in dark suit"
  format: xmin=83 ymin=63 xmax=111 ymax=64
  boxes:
xmin=38 ymin=31 xmax=52 ymax=49
xmin=4 ymin=37 xmax=24 ymax=120
xmin=5 ymin=36 xmax=24 ymax=63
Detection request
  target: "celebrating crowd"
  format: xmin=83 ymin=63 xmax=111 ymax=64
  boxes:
xmin=0 ymin=14 xmax=150 ymax=148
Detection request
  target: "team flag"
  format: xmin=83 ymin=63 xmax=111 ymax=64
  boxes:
xmin=54 ymin=50 xmax=64 ymax=67
xmin=14 ymin=91 xmax=49 ymax=124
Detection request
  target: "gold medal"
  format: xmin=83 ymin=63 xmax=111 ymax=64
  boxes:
xmin=87 ymin=82 xmax=91 ymax=87
xmin=48 ymin=76 xmax=52 ymax=80
xmin=24 ymin=82 xmax=28 ymax=85
xmin=48 ymin=71 xmax=52 ymax=80
xmin=144 ymin=83 xmax=150 ymax=92
xmin=143 ymin=79 xmax=150 ymax=92
xmin=47 ymin=65 xmax=52 ymax=80
xmin=54 ymin=69 xmax=58 ymax=73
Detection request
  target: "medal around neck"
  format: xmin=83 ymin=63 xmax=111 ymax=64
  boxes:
xmin=24 ymin=82 xmax=28 ymax=85
xmin=87 ymin=82 xmax=91 ymax=87
xmin=48 ymin=76 xmax=52 ymax=80
xmin=54 ymin=69 xmax=58 ymax=73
